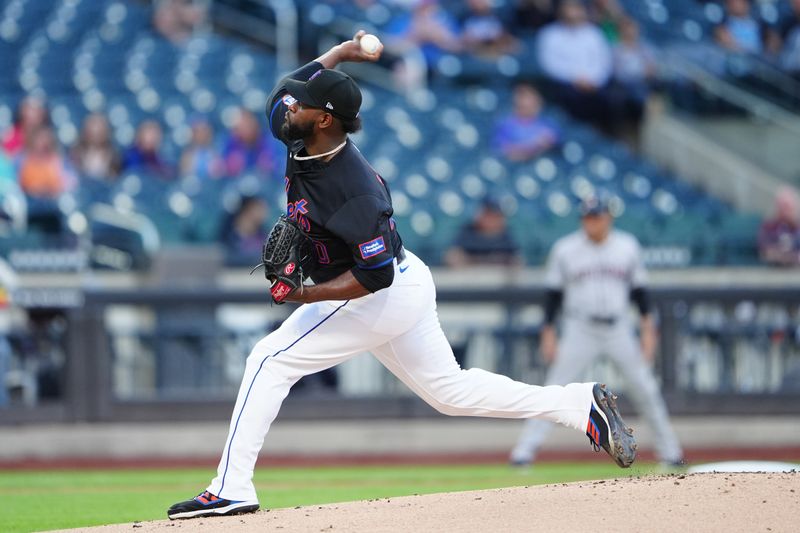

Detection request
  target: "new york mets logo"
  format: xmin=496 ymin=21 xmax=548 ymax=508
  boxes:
xmin=287 ymin=199 xmax=311 ymax=232
xmin=287 ymin=199 xmax=309 ymax=218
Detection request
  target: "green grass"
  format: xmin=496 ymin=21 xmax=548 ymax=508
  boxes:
xmin=1 ymin=462 xmax=662 ymax=532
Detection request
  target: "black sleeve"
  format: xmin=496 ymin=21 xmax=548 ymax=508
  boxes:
xmin=543 ymin=289 xmax=563 ymax=325
xmin=265 ymin=61 xmax=324 ymax=144
xmin=326 ymin=195 xmax=396 ymax=270
xmin=351 ymin=262 xmax=395 ymax=293
xmin=630 ymin=287 xmax=651 ymax=316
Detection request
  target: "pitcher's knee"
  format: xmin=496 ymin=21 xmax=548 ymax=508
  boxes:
xmin=428 ymin=399 xmax=470 ymax=416
xmin=424 ymin=376 xmax=475 ymax=416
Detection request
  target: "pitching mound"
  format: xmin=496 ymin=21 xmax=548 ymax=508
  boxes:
xmin=58 ymin=472 xmax=798 ymax=533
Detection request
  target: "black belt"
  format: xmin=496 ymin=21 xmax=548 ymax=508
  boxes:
xmin=396 ymin=247 xmax=407 ymax=265
xmin=588 ymin=315 xmax=617 ymax=326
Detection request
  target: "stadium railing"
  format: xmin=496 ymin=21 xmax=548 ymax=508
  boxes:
xmin=2 ymin=281 xmax=799 ymax=425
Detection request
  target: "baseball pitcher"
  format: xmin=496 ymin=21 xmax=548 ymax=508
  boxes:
xmin=167 ymin=33 xmax=637 ymax=520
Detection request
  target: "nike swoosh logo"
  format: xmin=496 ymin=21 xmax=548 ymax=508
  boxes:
xmin=399 ymin=265 xmax=409 ymax=273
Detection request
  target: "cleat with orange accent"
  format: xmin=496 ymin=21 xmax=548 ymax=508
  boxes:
xmin=586 ymin=383 xmax=637 ymax=468
xmin=167 ymin=490 xmax=259 ymax=520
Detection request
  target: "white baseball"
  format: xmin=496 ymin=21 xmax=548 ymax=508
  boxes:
xmin=360 ymin=34 xmax=381 ymax=54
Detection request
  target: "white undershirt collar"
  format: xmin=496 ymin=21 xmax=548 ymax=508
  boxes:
xmin=292 ymin=139 xmax=347 ymax=161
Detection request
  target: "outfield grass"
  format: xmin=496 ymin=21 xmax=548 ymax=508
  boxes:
xmin=1 ymin=462 xmax=662 ymax=532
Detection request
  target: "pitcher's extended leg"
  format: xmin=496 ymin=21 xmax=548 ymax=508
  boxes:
xmin=371 ymin=308 xmax=595 ymax=430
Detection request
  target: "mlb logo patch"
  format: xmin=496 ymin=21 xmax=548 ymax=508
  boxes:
xmin=359 ymin=236 xmax=386 ymax=259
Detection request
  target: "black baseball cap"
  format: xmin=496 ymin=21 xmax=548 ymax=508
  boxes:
xmin=579 ymin=194 xmax=611 ymax=216
xmin=285 ymin=69 xmax=362 ymax=122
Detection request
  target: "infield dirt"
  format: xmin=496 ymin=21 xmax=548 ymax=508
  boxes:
xmin=53 ymin=472 xmax=798 ymax=533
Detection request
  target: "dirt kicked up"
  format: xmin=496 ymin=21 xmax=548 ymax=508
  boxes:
xmin=53 ymin=472 xmax=798 ymax=533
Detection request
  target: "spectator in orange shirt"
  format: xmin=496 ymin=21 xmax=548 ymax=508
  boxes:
xmin=17 ymin=126 xmax=76 ymax=199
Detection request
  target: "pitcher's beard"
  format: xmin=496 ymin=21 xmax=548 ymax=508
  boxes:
xmin=282 ymin=120 xmax=315 ymax=141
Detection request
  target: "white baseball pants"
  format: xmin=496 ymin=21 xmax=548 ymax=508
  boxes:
xmin=208 ymin=250 xmax=596 ymax=502
xmin=511 ymin=317 xmax=683 ymax=465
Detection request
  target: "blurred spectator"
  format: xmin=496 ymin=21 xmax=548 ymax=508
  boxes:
xmin=758 ymin=187 xmax=800 ymax=267
xmin=589 ymin=0 xmax=627 ymax=43
xmin=536 ymin=0 xmax=613 ymax=131
xmin=221 ymin=108 xmax=276 ymax=179
xmin=218 ymin=195 xmax=269 ymax=267
xmin=385 ymin=0 xmax=462 ymax=68
xmin=713 ymin=0 xmax=779 ymax=56
xmin=512 ymin=0 xmax=556 ymax=34
xmin=0 ymin=151 xmax=15 ymax=196
xmin=0 ymin=152 xmax=27 ymax=234
xmin=0 ymin=257 xmax=17 ymax=408
xmin=445 ymin=197 xmax=522 ymax=267
xmin=492 ymin=83 xmax=560 ymax=162
xmin=179 ymin=117 xmax=224 ymax=179
xmin=123 ymin=120 xmax=175 ymax=179
xmin=70 ymin=113 xmax=122 ymax=182
xmin=153 ymin=0 xmax=208 ymax=45
xmin=1 ymin=96 xmax=50 ymax=158
xmin=778 ymin=0 xmax=800 ymax=74
xmin=610 ymin=18 xmax=658 ymax=146
xmin=16 ymin=126 xmax=76 ymax=199
xmin=460 ymin=0 xmax=520 ymax=58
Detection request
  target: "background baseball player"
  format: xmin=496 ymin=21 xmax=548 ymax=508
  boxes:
xmin=510 ymin=193 xmax=684 ymax=467
xmin=167 ymin=32 xmax=637 ymax=520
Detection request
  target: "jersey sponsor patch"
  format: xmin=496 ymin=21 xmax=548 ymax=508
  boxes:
xmin=282 ymin=94 xmax=297 ymax=106
xmin=359 ymin=236 xmax=386 ymax=260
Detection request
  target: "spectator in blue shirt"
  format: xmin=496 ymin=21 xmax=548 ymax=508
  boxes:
xmin=385 ymin=0 xmax=462 ymax=70
xmin=493 ymin=83 xmax=560 ymax=163
xmin=445 ymin=196 xmax=522 ymax=268
xmin=220 ymin=108 xmax=276 ymax=180
xmin=179 ymin=116 xmax=224 ymax=180
xmin=778 ymin=0 xmax=800 ymax=74
xmin=714 ymin=0 xmax=779 ymax=56
xmin=218 ymin=195 xmax=269 ymax=267
xmin=461 ymin=0 xmax=520 ymax=58
xmin=609 ymin=18 xmax=658 ymax=147
xmin=123 ymin=120 xmax=175 ymax=180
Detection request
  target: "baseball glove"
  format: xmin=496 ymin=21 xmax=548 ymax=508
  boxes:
xmin=252 ymin=215 xmax=314 ymax=304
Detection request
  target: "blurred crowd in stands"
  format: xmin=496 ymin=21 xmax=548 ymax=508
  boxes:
xmin=0 ymin=92 xmax=282 ymax=262
xmin=2 ymin=0 xmax=800 ymax=271
xmin=1 ymin=96 xmax=280 ymax=197
xmin=374 ymin=0 xmax=800 ymax=134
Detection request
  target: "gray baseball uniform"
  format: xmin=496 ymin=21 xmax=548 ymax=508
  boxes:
xmin=510 ymin=226 xmax=683 ymax=465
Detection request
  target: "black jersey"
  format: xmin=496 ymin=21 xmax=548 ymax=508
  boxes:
xmin=266 ymin=62 xmax=403 ymax=285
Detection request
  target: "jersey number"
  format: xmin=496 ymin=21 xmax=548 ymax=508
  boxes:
xmin=314 ymin=240 xmax=331 ymax=264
